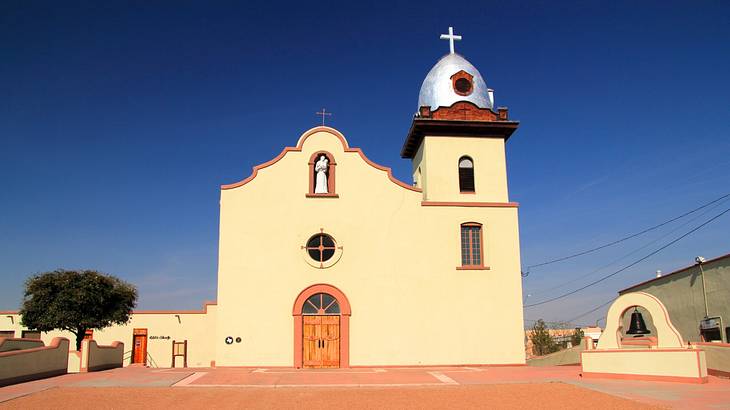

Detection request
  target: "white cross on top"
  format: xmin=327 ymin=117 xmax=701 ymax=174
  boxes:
xmin=440 ymin=26 xmax=462 ymax=54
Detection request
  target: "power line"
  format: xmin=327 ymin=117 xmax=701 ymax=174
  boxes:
xmin=525 ymin=206 xmax=730 ymax=308
xmin=524 ymin=298 xmax=616 ymax=326
xmin=525 ymin=299 xmax=615 ymax=327
xmin=524 ymin=193 xmax=730 ymax=271
xmin=528 ymin=196 xmax=730 ymax=297
xmin=564 ymin=299 xmax=615 ymax=324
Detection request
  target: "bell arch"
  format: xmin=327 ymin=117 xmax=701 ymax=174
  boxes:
xmin=598 ymin=292 xmax=683 ymax=349
xmin=292 ymin=283 xmax=351 ymax=368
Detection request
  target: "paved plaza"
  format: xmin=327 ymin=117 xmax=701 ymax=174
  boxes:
xmin=1 ymin=365 xmax=729 ymax=409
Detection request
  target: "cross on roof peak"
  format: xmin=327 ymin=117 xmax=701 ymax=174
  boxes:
xmin=440 ymin=26 xmax=462 ymax=54
xmin=316 ymin=108 xmax=332 ymax=126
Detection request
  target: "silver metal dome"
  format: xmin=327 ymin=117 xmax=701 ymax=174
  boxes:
xmin=417 ymin=53 xmax=492 ymax=111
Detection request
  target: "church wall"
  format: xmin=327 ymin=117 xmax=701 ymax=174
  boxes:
xmin=215 ymin=129 xmax=525 ymax=367
xmin=411 ymin=142 xmax=426 ymax=193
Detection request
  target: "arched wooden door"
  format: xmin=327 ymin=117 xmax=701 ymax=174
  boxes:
xmin=302 ymin=293 xmax=340 ymax=368
xmin=293 ymin=284 xmax=351 ymax=368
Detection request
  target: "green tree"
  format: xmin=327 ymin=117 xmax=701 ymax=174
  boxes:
xmin=529 ymin=319 xmax=558 ymax=356
xmin=571 ymin=327 xmax=585 ymax=347
xmin=20 ymin=269 xmax=137 ymax=351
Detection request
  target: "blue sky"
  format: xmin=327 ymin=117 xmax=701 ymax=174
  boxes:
xmin=2 ymin=1 xmax=729 ymax=326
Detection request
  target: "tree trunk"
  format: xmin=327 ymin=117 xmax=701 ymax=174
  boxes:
xmin=74 ymin=328 xmax=86 ymax=351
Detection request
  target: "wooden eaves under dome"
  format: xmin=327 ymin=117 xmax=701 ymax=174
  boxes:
xmin=401 ymin=101 xmax=519 ymax=159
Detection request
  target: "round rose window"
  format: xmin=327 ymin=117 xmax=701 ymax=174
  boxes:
xmin=305 ymin=233 xmax=337 ymax=263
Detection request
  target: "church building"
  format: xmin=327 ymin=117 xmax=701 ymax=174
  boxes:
xmin=1 ymin=28 xmax=526 ymax=368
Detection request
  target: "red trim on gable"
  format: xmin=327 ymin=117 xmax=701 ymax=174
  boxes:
xmin=351 ymin=148 xmax=421 ymax=192
xmin=221 ymin=126 xmax=421 ymax=193
xmin=220 ymin=148 xmax=291 ymax=190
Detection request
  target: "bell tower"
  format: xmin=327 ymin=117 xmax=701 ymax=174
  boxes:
xmin=402 ymin=28 xmax=519 ymax=203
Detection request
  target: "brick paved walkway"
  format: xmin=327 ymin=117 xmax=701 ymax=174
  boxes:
xmin=1 ymin=365 xmax=729 ymax=409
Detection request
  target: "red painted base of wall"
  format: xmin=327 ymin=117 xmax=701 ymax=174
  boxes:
xmin=350 ymin=363 xmax=527 ymax=368
xmin=581 ymin=371 xmax=708 ymax=384
xmin=209 ymin=363 xmax=527 ymax=369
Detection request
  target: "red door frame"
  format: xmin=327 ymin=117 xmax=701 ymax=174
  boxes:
xmin=293 ymin=284 xmax=351 ymax=368
xmin=132 ymin=328 xmax=148 ymax=365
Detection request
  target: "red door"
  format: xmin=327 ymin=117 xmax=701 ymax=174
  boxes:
xmin=132 ymin=329 xmax=148 ymax=365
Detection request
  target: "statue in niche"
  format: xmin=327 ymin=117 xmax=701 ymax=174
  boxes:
xmin=314 ymin=155 xmax=329 ymax=194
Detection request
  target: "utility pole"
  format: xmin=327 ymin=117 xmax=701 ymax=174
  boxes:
xmin=696 ymin=256 xmax=709 ymax=318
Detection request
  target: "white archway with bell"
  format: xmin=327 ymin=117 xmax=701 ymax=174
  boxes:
xmin=597 ymin=292 xmax=684 ymax=349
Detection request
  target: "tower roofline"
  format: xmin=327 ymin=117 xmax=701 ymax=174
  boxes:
xmin=401 ymin=102 xmax=519 ymax=159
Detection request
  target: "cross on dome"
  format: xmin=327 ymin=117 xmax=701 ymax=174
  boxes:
xmin=440 ymin=26 xmax=462 ymax=54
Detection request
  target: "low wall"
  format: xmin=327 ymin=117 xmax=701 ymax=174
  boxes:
xmin=581 ymin=348 xmax=707 ymax=384
xmin=81 ymin=340 xmax=124 ymax=372
xmin=0 ymin=337 xmax=70 ymax=387
xmin=0 ymin=337 xmax=45 ymax=353
xmin=694 ymin=342 xmax=730 ymax=378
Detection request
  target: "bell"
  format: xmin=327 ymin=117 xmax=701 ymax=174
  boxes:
xmin=626 ymin=308 xmax=650 ymax=336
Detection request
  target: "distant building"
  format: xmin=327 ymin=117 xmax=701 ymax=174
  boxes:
xmin=582 ymin=326 xmax=603 ymax=342
xmin=619 ymin=252 xmax=729 ymax=343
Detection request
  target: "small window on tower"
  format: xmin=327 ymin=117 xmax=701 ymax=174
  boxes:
xmin=451 ymin=70 xmax=474 ymax=97
xmin=459 ymin=156 xmax=475 ymax=193
xmin=455 ymin=78 xmax=472 ymax=94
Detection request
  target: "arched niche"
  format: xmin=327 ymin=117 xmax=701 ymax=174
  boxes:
xmin=307 ymin=151 xmax=338 ymax=197
xmin=598 ymin=292 xmax=684 ymax=349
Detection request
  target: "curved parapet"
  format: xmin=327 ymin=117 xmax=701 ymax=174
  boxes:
xmin=221 ymin=126 xmax=421 ymax=193
xmin=598 ymin=292 xmax=683 ymax=349
xmin=80 ymin=339 xmax=125 ymax=372
xmin=0 ymin=337 xmax=45 ymax=353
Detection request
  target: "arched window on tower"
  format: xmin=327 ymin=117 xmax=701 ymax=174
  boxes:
xmin=458 ymin=156 xmax=475 ymax=193
xmin=307 ymin=151 xmax=337 ymax=197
